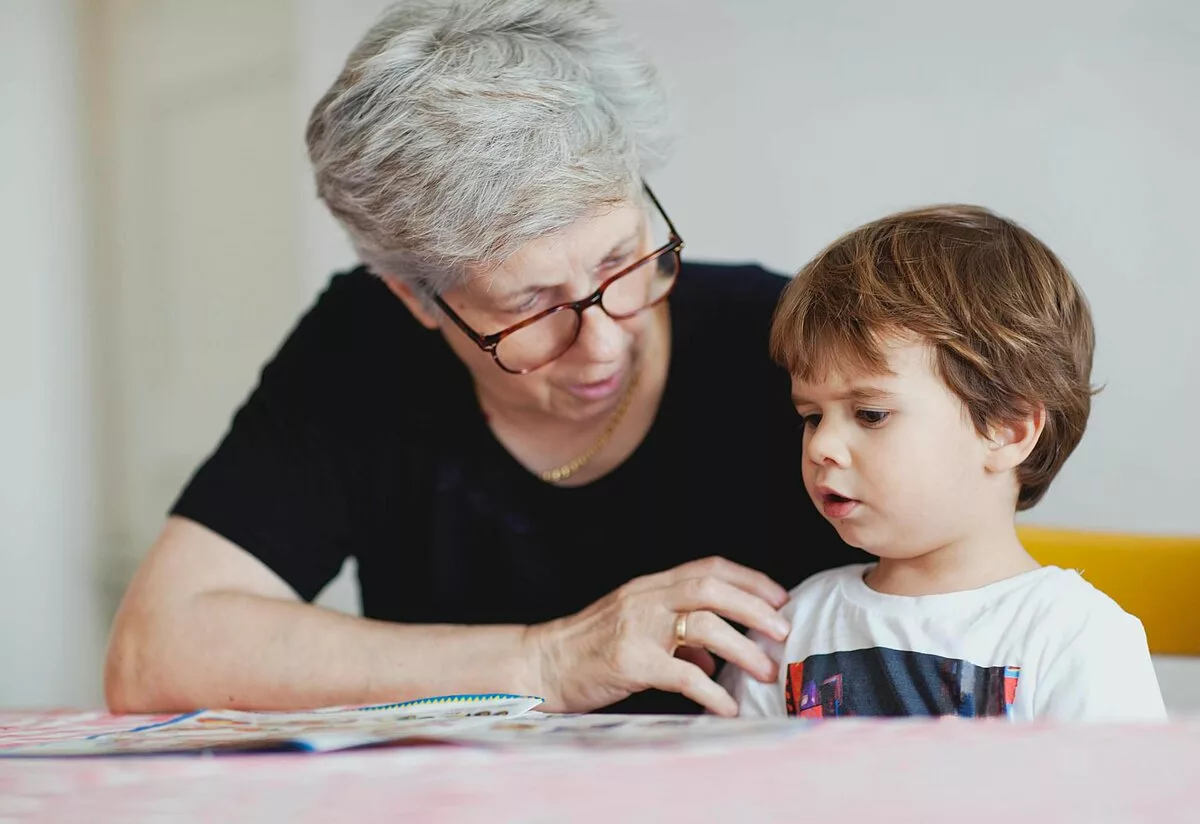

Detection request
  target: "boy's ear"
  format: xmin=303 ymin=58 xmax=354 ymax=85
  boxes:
xmin=984 ymin=405 xmax=1046 ymax=474
xmin=382 ymin=276 xmax=440 ymax=330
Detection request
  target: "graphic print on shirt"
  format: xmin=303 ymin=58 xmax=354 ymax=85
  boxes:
xmin=785 ymin=647 xmax=1020 ymax=719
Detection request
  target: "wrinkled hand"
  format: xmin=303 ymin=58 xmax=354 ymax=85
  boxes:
xmin=524 ymin=556 xmax=792 ymax=716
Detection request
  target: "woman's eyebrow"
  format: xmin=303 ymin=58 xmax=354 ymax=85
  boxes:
xmin=595 ymin=230 xmax=641 ymax=264
xmin=486 ymin=228 xmax=644 ymax=305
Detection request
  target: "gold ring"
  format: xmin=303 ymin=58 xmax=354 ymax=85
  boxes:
xmin=674 ymin=612 xmax=689 ymax=648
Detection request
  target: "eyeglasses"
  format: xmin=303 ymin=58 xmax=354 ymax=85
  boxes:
xmin=430 ymin=184 xmax=683 ymax=375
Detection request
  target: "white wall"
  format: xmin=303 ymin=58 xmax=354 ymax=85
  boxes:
xmin=0 ymin=1 xmax=105 ymax=707
xmin=296 ymin=0 xmax=1200 ymax=536
xmin=294 ymin=0 xmax=382 ymax=296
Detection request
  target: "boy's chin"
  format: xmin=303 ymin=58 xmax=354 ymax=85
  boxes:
xmin=813 ymin=500 xmax=898 ymax=554
xmin=829 ymin=522 xmax=911 ymax=559
xmin=828 ymin=520 xmax=871 ymax=551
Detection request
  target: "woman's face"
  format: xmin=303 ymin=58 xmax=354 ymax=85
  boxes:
xmin=398 ymin=198 xmax=665 ymax=424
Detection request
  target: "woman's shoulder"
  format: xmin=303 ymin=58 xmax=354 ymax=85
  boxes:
xmin=301 ymin=265 xmax=421 ymax=342
xmin=674 ymin=260 xmax=790 ymax=310
xmin=254 ymin=265 xmax=462 ymax=424
xmin=669 ymin=260 xmax=791 ymax=369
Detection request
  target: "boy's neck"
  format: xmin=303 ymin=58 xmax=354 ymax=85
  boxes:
xmin=864 ymin=524 xmax=1040 ymax=597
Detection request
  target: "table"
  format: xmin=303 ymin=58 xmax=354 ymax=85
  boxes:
xmin=3 ymin=711 xmax=1198 ymax=822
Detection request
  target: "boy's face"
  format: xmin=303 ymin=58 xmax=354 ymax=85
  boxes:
xmin=790 ymin=336 xmax=999 ymax=558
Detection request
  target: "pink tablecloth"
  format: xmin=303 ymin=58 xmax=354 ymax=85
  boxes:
xmin=2 ymin=711 xmax=1198 ymax=822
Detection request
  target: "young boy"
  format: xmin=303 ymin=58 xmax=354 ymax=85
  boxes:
xmin=722 ymin=205 xmax=1165 ymax=722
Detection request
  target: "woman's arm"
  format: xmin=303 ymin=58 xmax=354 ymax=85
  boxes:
xmin=104 ymin=517 xmax=539 ymax=712
xmin=105 ymin=517 xmax=791 ymax=716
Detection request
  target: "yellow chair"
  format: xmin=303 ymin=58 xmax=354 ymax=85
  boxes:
xmin=1018 ymin=525 xmax=1200 ymax=656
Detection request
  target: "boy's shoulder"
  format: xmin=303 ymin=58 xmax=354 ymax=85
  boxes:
xmin=1013 ymin=565 xmax=1148 ymax=640
xmin=1020 ymin=567 xmax=1162 ymax=720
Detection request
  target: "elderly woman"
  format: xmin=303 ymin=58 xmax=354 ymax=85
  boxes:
xmin=105 ymin=0 xmax=857 ymax=716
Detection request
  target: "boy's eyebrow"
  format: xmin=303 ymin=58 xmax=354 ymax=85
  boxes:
xmin=791 ymin=386 xmax=896 ymax=406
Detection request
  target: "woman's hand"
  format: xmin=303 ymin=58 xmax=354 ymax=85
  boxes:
xmin=523 ymin=556 xmax=792 ymax=716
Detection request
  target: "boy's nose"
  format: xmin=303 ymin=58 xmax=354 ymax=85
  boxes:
xmin=805 ymin=422 xmax=850 ymax=467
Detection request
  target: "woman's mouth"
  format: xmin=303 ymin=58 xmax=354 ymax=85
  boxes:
xmin=566 ymin=371 xmax=624 ymax=401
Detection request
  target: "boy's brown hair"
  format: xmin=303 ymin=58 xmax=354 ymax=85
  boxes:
xmin=770 ymin=205 xmax=1096 ymax=510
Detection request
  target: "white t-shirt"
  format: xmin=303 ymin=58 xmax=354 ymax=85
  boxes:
xmin=721 ymin=564 xmax=1166 ymax=722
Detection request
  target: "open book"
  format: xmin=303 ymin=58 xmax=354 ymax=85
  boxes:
xmin=1 ymin=694 xmax=804 ymax=757
xmin=0 ymin=694 xmax=543 ymax=756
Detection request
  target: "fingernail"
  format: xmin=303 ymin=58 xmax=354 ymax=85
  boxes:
xmin=773 ymin=619 xmax=791 ymax=637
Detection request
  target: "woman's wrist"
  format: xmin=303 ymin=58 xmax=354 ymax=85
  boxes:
xmin=519 ymin=619 xmax=560 ymax=709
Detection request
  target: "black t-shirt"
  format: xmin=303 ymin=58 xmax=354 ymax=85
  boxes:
xmin=172 ymin=260 xmax=861 ymax=714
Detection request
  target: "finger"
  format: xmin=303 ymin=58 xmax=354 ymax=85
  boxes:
xmin=680 ymin=610 xmax=777 ymax=683
xmin=652 ymin=658 xmax=738 ymax=717
xmin=674 ymin=645 xmax=717 ymax=677
xmin=664 ymin=557 xmax=789 ymax=608
xmin=670 ymin=577 xmax=791 ymax=642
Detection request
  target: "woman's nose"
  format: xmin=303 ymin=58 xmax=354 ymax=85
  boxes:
xmin=572 ymin=304 xmax=626 ymax=362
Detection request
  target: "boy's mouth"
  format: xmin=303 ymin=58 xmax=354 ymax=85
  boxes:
xmin=818 ymin=488 xmax=860 ymax=519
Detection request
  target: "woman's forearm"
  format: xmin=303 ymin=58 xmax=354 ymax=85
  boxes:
xmin=105 ymin=590 xmax=541 ymax=713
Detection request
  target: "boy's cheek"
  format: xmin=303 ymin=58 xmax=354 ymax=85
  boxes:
xmin=799 ymin=470 xmax=819 ymax=503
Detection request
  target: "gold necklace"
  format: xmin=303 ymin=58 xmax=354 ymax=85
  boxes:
xmin=539 ymin=367 xmax=641 ymax=484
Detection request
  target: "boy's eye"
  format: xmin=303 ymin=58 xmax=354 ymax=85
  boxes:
xmin=799 ymin=413 xmax=822 ymax=430
xmin=856 ymin=409 xmax=890 ymax=427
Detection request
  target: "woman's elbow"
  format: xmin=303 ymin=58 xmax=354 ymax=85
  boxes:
xmin=103 ymin=603 xmax=180 ymax=713
xmin=103 ymin=621 xmax=146 ymax=712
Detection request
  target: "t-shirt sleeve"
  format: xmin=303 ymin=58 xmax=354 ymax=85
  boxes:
xmin=718 ymin=631 xmax=787 ymax=718
xmin=170 ymin=276 xmax=369 ymax=602
xmin=1034 ymin=605 xmax=1167 ymax=722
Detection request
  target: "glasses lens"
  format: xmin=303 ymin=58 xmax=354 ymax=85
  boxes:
xmin=494 ymin=307 xmax=581 ymax=373
xmin=602 ymin=248 xmax=679 ymax=318
xmin=602 ymin=198 xmax=679 ymax=319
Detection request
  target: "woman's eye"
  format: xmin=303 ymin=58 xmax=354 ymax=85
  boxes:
xmin=857 ymin=409 xmax=890 ymax=427
xmin=510 ymin=293 xmax=542 ymax=314
xmin=603 ymin=253 xmax=634 ymax=271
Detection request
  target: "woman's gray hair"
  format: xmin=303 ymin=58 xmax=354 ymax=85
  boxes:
xmin=306 ymin=0 xmax=671 ymax=296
